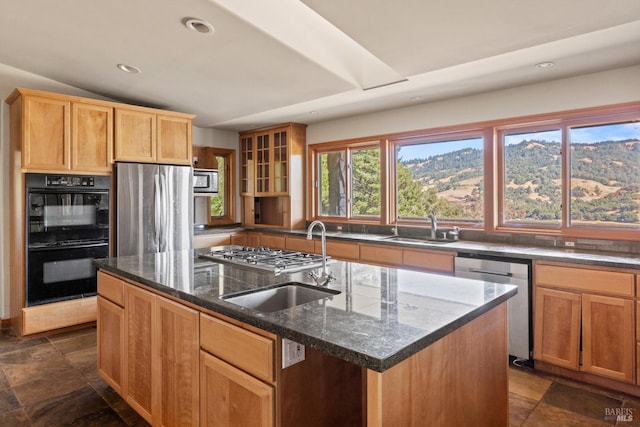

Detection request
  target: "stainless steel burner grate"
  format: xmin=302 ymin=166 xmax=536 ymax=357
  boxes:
xmin=199 ymin=246 xmax=331 ymax=273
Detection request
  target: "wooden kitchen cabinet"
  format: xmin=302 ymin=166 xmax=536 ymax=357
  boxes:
xmin=194 ymin=233 xmax=232 ymax=249
xmin=533 ymin=261 xmax=636 ymax=383
xmin=71 ymin=102 xmax=113 ymax=172
xmin=582 ymin=294 xmax=634 ymax=382
xmin=240 ymin=123 xmax=306 ymax=229
xmin=403 ymin=248 xmax=454 ymax=274
xmin=124 ymin=284 xmax=155 ymax=423
xmin=359 ymin=244 xmax=403 ymax=266
xmin=320 ymin=240 xmax=360 ymax=261
xmin=259 ymin=234 xmax=286 ymax=250
xmin=533 ymin=287 xmax=581 ymax=370
xmin=155 ymin=296 xmax=200 ymax=427
xmin=97 ymin=273 xmax=200 ymax=426
xmin=200 ymin=312 xmax=275 ymax=427
xmin=97 ymin=296 xmax=125 ymax=395
xmin=7 ymin=89 xmax=113 ymax=173
xmin=114 ymin=107 xmax=193 ymax=165
xmin=285 ymin=236 xmax=316 ymax=253
xmin=200 ymin=351 xmax=274 ymax=427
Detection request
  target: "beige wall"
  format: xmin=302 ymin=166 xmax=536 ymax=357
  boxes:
xmin=306 ymin=65 xmax=640 ymax=144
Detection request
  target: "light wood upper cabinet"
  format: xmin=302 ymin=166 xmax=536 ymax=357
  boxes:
xmin=240 ymin=123 xmax=306 ymax=229
xmin=157 ymin=115 xmax=192 ymax=164
xmin=72 ymin=102 xmax=113 ymax=173
xmin=114 ymin=108 xmax=193 ymax=165
xmin=21 ymin=94 xmax=70 ymax=171
xmin=114 ymin=109 xmax=156 ymax=163
xmin=11 ymin=91 xmax=112 ymax=173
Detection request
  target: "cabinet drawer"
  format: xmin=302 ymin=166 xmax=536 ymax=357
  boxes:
xmin=285 ymin=236 xmax=316 ymax=253
xmin=193 ymin=233 xmax=231 ymax=249
xmin=535 ymin=263 xmax=634 ymax=297
xmin=200 ymin=314 xmax=274 ymax=382
xmin=403 ymin=249 xmax=454 ymax=274
xmin=321 ymin=240 xmax=359 ymax=261
xmin=259 ymin=234 xmax=286 ymax=249
xmin=97 ymin=271 xmax=124 ymax=306
xmin=360 ymin=244 xmax=403 ymax=266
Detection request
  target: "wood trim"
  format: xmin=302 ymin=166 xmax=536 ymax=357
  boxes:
xmin=6 ymin=87 xmax=195 ymax=119
xmin=22 ymin=297 xmax=97 ymax=335
xmin=536 ymin=360 xmax=640 ymax=398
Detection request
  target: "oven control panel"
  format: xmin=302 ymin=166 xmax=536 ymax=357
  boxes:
xmin=46 ymin=176 xmax=95 ymax=187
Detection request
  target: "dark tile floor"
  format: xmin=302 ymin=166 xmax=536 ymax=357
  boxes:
xmin=0 ymin=326 xmax=149 ymax=426
xmin=1 ymin=325 xmax=640 ymax=426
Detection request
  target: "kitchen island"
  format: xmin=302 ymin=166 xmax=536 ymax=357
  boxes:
xmin=95 ymin=247 xmax=517 ymax=426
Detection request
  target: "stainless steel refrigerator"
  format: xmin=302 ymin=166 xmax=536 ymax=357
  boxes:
xmin=116 ymin=162 xmax=193 ymax=256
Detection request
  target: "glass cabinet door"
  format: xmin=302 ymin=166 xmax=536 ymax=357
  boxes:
xmin=240 ymin=135 xmax=253 ymax=195
xmin=256 ymin=133 xmax=270 ymax=194
xmin=273 ymin=129 xmax=288 ymax=193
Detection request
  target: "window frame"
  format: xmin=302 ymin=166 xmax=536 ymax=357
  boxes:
xmin=389 ymin=129 xmax=487 ymax=228
xmin=310 ymin=139 xmax=386 ymax=224
xmin=495 ymin=109 xmax=640 ymax=239
xmin=308 ymin=101 xmax=640 ymax=240
xmin=206 ymin=148 xmax=237 ymax=226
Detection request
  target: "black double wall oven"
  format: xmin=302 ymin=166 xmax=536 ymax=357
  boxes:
xmin=25 ymin=174 xmax=110 ymax=306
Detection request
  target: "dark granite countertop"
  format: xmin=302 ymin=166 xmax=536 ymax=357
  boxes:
xmin=94 ymin=248 xmax=517 ymax=372
xmin=257 ymin=228 xmax=640 ymax=270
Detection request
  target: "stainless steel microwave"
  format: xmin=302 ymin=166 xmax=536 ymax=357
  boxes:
xmin=193 ymin=169 xmax=219 ymax=194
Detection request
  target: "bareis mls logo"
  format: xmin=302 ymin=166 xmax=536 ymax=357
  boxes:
xmin=604 ymin=407 xmax=633 ymax=422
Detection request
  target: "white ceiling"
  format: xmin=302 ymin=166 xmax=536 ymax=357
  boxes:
xmin=0 ymin=0 xmax=639 ymax=131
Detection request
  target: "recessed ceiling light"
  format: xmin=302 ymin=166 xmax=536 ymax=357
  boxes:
xmin=411 ymin=96 xmax=424 ymax=102
xmin=536 ymin=61 xmax=555 ymax=69
xmin=309 ymin=111 xmax=320 ymax=116
xmin=183 ymin=18 xmax=214 ymax=34
xmin=116 ymin=64 xmax=141 ymax=74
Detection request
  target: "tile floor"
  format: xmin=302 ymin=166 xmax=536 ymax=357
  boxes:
xmin=1 ymin=325 xmax=640 ymax=426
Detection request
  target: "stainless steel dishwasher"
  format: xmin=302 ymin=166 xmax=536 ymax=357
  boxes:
xmin=454 ymin=253 xmax=531 ymax=363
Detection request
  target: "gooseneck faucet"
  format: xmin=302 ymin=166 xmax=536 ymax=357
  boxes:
xmin=306 ymin=220 xmax=335 ymax=286
xmin=428 ymin=213 xmax=437 ymax=239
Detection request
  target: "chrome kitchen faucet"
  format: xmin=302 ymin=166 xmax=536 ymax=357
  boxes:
xmin=306 ymin=220 xmax=335 ymax=286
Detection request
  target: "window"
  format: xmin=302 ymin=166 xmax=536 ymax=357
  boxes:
xmin=317 ymin=143 xmax=381 ymax=219
xmin=501 ymin=129 xmax=562 ymax=226
xmin=206 ymin=148 xmax=236 ymax=225
xmin=309 ymin=102 xmax=640 ymax=239
xmin=569 ymin=121 xmax=640 ymax=228
xmin=393 ymin=135 xmax=484 ymax=223
xmin=498 ymin=112 xmax=640 ymax=235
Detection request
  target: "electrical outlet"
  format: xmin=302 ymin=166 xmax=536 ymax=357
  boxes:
xmin=282 ymin=338 xmax=305 ymax=368
xmin=564 ymin=241 xmax=576 ymax=247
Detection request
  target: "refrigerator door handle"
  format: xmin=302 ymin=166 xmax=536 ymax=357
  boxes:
xmin=154 ymin=174 xmax=161 ymax=248
xmin=159 ymin=174 xmax=168 ymax=252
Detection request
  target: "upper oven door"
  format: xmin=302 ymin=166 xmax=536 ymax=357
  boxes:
xmin=27 ymin=189 xmax=110 ymax=247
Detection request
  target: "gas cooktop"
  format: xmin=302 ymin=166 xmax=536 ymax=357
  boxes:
xmin=198 ymin=246 xmax=331 ymax=273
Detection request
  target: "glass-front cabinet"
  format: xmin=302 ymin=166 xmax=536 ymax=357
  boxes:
xmin=239 ymin=123 xmax=306 ymax=229
xmin=240 ymin=134 xmax=254 ymax=195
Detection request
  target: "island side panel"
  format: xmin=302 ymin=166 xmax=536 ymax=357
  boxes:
xmin=365 ymin=303 xmax=508 ymax=427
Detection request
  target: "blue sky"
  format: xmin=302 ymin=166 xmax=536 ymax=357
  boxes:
xmin=398 ymin=122 xmax=640 ymax=159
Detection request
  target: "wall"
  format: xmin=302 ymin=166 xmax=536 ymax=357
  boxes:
xmin=0 ymin=63 xmax=237 ymax=320
xmin=306 ymin=65 xmax=640 ymax=144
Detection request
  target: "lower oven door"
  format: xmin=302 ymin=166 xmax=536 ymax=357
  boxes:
xmin=26 ymin=243 xmax=109 ymax=306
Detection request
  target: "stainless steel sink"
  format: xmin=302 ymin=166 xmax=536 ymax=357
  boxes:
xmin=382 ymin=236 xmax=455 ymax=244
xmin=222 ymin=283 xmax=340 ymax=312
